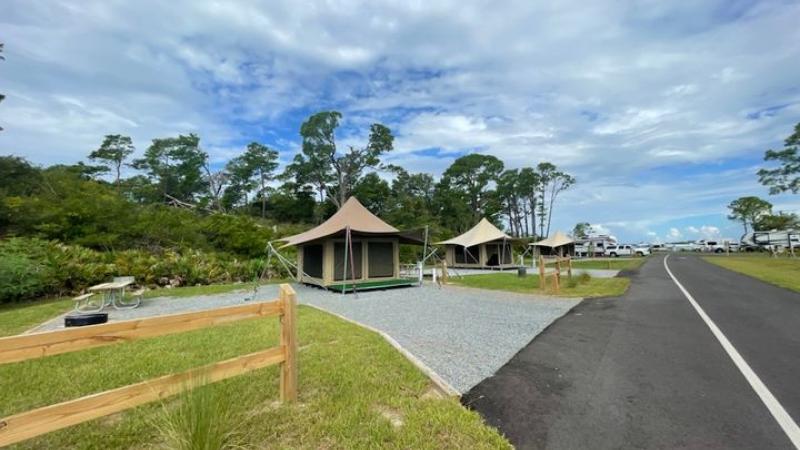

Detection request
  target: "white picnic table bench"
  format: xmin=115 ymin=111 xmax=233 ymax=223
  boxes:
xmin=74 ymin=277 xmax=144 ymax=313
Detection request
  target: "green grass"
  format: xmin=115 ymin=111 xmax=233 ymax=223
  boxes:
xmin=0 ymin=305 xmax=510 ymax=449
xmin=570 ymin=258 xmax=646 ymax=270
xmin=450 ymin=272 xmax=630 ymax=298
xmin=142 ymin=279 xmax=290 ymax=299
xmin=703 ymin=255 xmax=800 ymax=293
xmin=521 ymin=257 xmax=647 ymax=271
xmin=0 ymin=298 xmax=73 ymax=337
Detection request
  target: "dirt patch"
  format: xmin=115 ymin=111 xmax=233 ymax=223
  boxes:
xmin=374 ymin=405 xmax=404 ymax=429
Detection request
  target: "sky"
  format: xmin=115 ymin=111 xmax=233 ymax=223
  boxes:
xmin=2 ymin=0 xmax=800 ymax=242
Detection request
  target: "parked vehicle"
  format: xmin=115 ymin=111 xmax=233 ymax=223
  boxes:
xmin=604 ymin=244 xmax=650 ymax=257
xmin=575 ymin=235 xmax=617 ymax=257
xmin=741 ymin=230 xmax=800 ymax=252
xmin=696 ymin=239 xmax=738 ymax=253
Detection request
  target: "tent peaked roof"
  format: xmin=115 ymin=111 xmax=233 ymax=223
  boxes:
xmin=281 ymin=197 xmax=398 ymax=247
xmin=436 ymin=218 xmax=512 ymax=248
xmin=531 ymin=231 xmax=574 ymax=247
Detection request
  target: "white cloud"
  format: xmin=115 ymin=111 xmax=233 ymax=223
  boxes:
xmin=668 ymin=228 xmax=683 ymax=239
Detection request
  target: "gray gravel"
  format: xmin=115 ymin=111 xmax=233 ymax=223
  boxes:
xmin=295 ymin=283 xmax=580 ymax=393
xmin=32 ymin=283 xmax=579 ymax=393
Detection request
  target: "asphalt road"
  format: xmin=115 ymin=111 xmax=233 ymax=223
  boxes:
xmin=463 ymin=253 xmax=800 ymax=449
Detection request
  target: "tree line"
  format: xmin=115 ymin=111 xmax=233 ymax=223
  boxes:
xmin=40 ymin=110 xmax=574 ymax=240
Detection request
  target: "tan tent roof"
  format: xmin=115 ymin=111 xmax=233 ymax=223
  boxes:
xmin=281 ymin=197 xmax=398 ymax=247
xmin=531 ymin=231 xmax=574 ymax=248
xmin=436 ymin=218 xmax=512 ymax=248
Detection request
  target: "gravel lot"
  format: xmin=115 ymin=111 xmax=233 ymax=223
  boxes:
xmin=34 ymin=282 xmax=580 ymax=393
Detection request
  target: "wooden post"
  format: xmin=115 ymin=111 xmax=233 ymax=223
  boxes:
xmin=441 ymin=261 xmax=449 ymax=284
xmin=552 ymin=267 xmax=559 ymax=293
xmin=538 ymin=255 xmax=545 ymax=292
xmin=567 ymin=256 xmax=572 ymax=278
xmin=279 ymin=284 xmax=298 ymax=402
xmin=556 ymin=258 xmax=561 ymax=275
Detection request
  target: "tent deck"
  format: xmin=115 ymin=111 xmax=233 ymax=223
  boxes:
xmin=326 ymin=278 xmax=417 ymax=293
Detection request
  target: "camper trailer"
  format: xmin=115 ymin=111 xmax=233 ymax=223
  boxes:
xmin=740 ymin=230 xmax=799 ymax=252
xmin=574 ymin=235 xmax=617 ymax=257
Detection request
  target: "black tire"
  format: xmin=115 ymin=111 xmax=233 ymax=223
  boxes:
xmin=65 ymin=313 xmax=108 ymax=327
xmin=715 ymin=248 xmax=724 ymax=253
xmin=635 ymin=251 xmax=643 ymax=257
xmin=610 ymin=252 xmax=618 ymax=258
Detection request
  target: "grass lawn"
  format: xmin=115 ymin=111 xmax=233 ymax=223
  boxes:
xmin=703 ymin=256 xmax=800 ymax=293
xmin=0 ymin=298 xmax=73 ymax=337
xmin=521 ymin=256 xmax=647 ymax=271
xmin=141 ymin=279 xmax=289 ymax=299
xmin=0 ymin=304 xmax=510 ymax=449
xmin=450 ymin=272 xmax=630 ymax=298
xmin=570 ymin=258 xmax=646 ymax=271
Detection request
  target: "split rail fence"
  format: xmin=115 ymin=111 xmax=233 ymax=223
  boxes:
xmin=538 ymin=255 xmax=572 ymax=293
xmin=0 ymin=283 xmax=298 ymax=447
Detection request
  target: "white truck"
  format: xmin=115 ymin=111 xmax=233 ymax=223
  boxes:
xmin=604 ymin=244 xmax=650 ymax=257
xmin=695 ymin=239 xmax=738 ymax=253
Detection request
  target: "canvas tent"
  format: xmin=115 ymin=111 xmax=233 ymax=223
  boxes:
xmin=280 ymin=197 xmax=421 ymax=291
xmin=530 ymin=231 xmax=575 ymax=256
xmin=437 ymin=218 xmax=515 ymax=268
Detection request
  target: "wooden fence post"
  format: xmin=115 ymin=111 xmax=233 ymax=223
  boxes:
xmin=567 ymin=256 xmax=572 ymax=278
xmin=552 ymin=267 xmax=559 ymax=293
xmin=279 ymin=284 xmax=298 ymax=402
xmin=441 ymin=261 xmax=449 ymax=284
xmin=538 ymin=255 xmax=545 ymax=292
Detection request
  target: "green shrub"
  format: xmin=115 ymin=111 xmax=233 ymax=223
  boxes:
xmin=0 ymin=253 xmax=54 ymax=302
xmin=0 ymin=237 xmax=291 ymax=303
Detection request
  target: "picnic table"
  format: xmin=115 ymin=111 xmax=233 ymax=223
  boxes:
xmin=75 ymin=278 xmax=142 ymax=313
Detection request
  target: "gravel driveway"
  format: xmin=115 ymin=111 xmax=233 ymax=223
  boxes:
xmin=33 ymin=282 xmax=579 ymax=394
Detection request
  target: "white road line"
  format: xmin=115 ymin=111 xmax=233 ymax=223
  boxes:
xmin=663 ymin=254 xmax=800 ymax=449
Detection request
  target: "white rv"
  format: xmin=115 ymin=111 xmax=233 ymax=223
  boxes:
xmin=740 ymin=230 xmax=799 ymax=252
xmin=574 ymin=235 xmax=617 ymax=257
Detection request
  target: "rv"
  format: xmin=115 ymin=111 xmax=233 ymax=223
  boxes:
xmin=574 ymin=235 xmax=617 ymax=257
xmin=740 ymin=230 xmax=799 ymax=252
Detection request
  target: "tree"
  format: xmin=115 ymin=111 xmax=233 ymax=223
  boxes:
xmin=536 ymin=162 xmax=575 ymax=237
xmin=385 ymin=166 xmax=437 ymax=230
xmin=758 ymin=122 xmax=800 ymax=194
xmin=572 ymin=222 xmax=591 ymax=238
xmin=243 ymin=142 xmax=279 ymax=217
xmin=517 ymin=167 xmax=541 ymax=237
xmin=131 ymin=134 xmax=207 ymax=204
xmin=441 ymin=154 xmax=504 ymax=223
xmin=755 ymin=211 xmax=799 ymax=231
xmin=288 ymin=111 xmax=394 ymax=211
xmin=89 ymin=135 xmax=135 ymax=188
xmin=727 ymin=196 xmax=772 ymax=234
xmin=496 ymin=169 xmax=524 ymax=236
xmin=352 ymin=172 xmax=391 ymax=216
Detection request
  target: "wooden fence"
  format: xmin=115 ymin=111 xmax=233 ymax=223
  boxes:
xmin=538 ymin=255 xmax=572 ymax=293
xmin=0 ymin=284 xmax=298 ymax=447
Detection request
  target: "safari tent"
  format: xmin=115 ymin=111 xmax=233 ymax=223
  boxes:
xmin=280 ymin=197 xmax=421 ymax=292
xmin=530 ymin=231 xmax=575 ymax=256
xmin=437 ymin=218 xmax=515 ymax=268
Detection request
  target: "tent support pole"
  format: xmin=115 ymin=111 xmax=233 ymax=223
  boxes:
xmin=342 ymin=228 xmax=349 ymax=296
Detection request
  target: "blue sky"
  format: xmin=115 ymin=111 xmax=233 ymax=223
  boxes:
xmin=2 ymin=0 xmax=799 ymax=242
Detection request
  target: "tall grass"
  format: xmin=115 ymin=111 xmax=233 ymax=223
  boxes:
xmin=154 ymin=380 xmax=246 ymax=450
